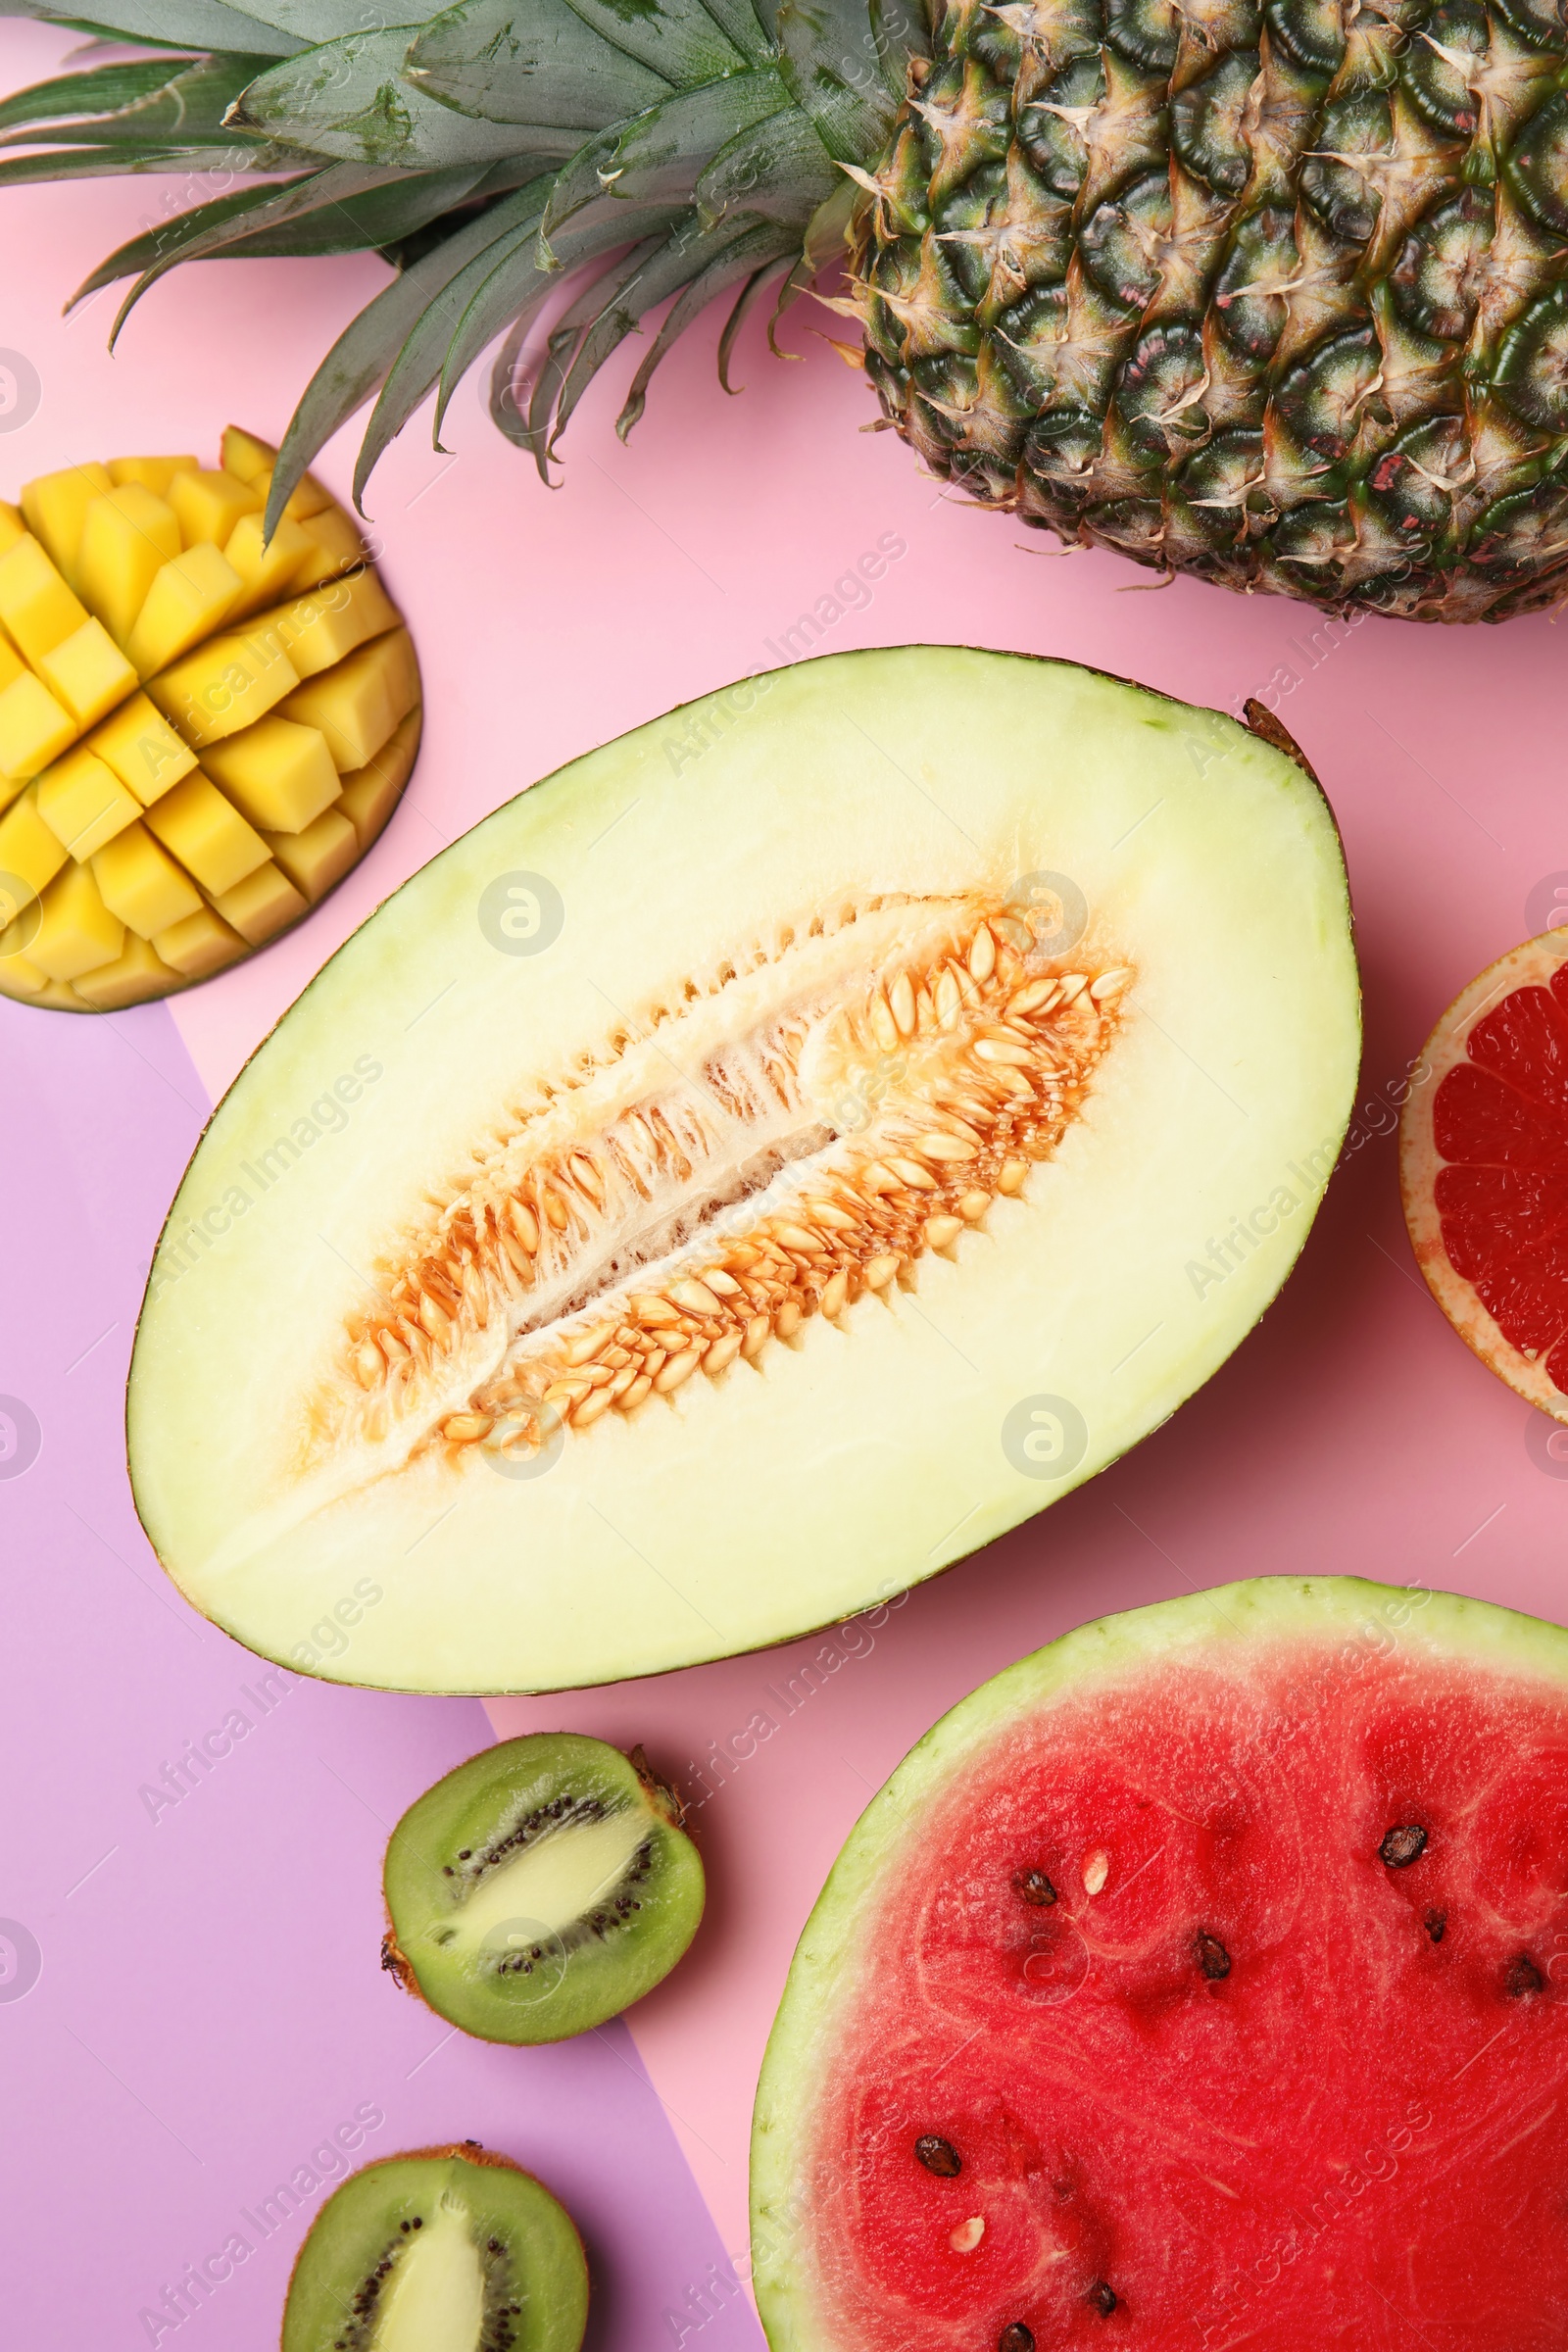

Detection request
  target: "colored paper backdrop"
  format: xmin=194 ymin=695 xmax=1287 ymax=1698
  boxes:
xmin=1 ymin=17 xmax=1564 ymax=2343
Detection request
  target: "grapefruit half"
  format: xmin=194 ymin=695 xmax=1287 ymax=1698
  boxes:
xmin=1401 ymin=932 xmax=1568 ymax=1420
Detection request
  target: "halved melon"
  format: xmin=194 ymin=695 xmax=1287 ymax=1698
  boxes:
xmin=127 ymin=650 xmax=1359 ymax=1693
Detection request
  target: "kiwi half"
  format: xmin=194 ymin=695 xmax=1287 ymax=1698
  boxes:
xmin=382 ymin=1734 xmax=704 ymax=2043
xmin=281 ymin=2142 xmax=586 ymax=2352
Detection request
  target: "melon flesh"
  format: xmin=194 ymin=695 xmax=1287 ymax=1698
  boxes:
xmin=127 ymin=650 xmax=1358 ymax=1692
xmin=752 ymin=1577 xmax=1568 ymax=2349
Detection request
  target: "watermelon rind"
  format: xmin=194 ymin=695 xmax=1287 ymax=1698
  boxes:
xmin=749 ymin=1574 xmax=1568 ymax=2347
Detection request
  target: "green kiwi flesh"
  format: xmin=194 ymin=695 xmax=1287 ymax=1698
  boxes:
xmin=280 ymin=2142 xmax=587 ymax=2352
xmin=382 ymin=1733 xmax=705 ymax=2043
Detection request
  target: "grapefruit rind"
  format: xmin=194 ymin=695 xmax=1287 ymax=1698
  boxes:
xmin=750 ymin=1574 xmax=1568 ymax=2349
xmin=1399 ymin=931 xmax=1568 ymax=1423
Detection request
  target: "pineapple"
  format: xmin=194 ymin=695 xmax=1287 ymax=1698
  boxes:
xmin=0 ymin=431 xmax=421 ymax=1012
xmin=1 ymin=2 xmax=1564 ymax=619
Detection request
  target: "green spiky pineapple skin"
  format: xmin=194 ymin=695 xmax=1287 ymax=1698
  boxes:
xmin=852 ymin=0 xmax=1568 ymax=619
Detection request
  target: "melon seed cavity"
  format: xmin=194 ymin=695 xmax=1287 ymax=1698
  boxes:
xmin=1380 ymin=1825 xmax=1428 ymax=1868
xmin=999 ymin=2328 xmax=1035 ymax=2352
xmin=1013 ymin=1868 xmax=1057 ymax=1907
xmin=306 ymin=898 xmax=1133 ymax=1482
xmin=1195 ymin=1932 xmax=1231 ymax=1981
xmin=1087 ymin=2279 xmax=1118 ymax=2316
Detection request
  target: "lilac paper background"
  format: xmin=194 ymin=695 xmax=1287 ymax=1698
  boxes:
xmin=0 ymin=992 xmax=759 ymax=2347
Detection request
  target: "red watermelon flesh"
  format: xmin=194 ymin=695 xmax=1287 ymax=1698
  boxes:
xmin=754 ymin=1585 xmax=1568 ymax=2351
xmin=1432 ymin=959 xmax=1568 ymax=1392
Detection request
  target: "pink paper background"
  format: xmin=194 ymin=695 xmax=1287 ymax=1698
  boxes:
xmin=3 ymin=14 xmax=1567 ymax=2330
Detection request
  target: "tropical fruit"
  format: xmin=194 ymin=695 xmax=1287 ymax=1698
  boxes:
xmin=381 ymin=1734 xmax=705 ymax=2041
xmin=5 ymin=10 xmax=1568 ymax=619
xmin=0 ymin=427 xmax=420 ymax=1010
xmin=282 ymin=2142 xmax=587 ymax=2352
xmin=126 ymin=648 xmax=1358 ymax=1693
xmin=1401 ymin=929 xmax=1568 ymax=1417
xmin=752 ymin=1575 xmax=1568 ymax=2349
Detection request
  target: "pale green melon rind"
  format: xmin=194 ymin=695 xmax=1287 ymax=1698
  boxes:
xmin=749 ymin=1574 xmax=1568 ymax=2350
xmin=128 ymin=647 xmax=1359 ymax=1692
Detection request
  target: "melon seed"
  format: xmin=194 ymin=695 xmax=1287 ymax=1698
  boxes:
xmin=950 ymin=2215 xmax=985 ymax=2251
xmin=1087 ymin=2279 xmax=1117 ymax=2316
xmin=1082 ymin=1850 xmax=1109 ymax=1895
xmin=1380 ymin=1825 xmax=1428 ymax=1868
xmin=914 ymin=2134 xmax=962 ymax=2177
xmin=1013 ymin=1868 xmax=1057 ymax=1906
xmin=1196 ymin=1932 xmax=1231 ymax=1981
xmin=318 ymin=899 xmax=1132 ymax=1476
xmin=999 ymin=2329 xmax=1035 ymax=2352
xmin=1506 ymin=1953 xmax=1544 ymax=1997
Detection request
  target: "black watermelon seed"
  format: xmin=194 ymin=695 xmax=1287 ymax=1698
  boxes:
xmin=1380 ymin=1826 xmax=1428 ymax=1868
xmin=914 ymin=2133 xmax=962 ymax=2177
xmin=999 ymin=2328 xmax=1036 ymax=2352
xmin=1507 ymin=1954 xmax=1544 ymax=1998
xmin=1013 ymin=1868 xmax=1057 ymax=1907
xmin=1196 ymin=1932 xmax=1231 ymax=1981
xmin=1425 ymin=1910 xmax=1446 ymax=1943
xmin=1088 ymin=2279 xmax=1118 ymax=2315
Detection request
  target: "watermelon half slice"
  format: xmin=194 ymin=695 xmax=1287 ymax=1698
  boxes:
xmin=752 ymin=1577 xmax=1568 ymax=2349
xmin=1401 ymin=932 xmax=1568 ymax=1419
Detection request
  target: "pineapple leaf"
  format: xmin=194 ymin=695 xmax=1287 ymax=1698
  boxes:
xmin=405 ymin=0 xmax=672 ymax=128
xmin=538 ymin=67 xmax=791 ymax=241
xmin=693 ymin=99 xmax=838 ymax=227
xmin=105 ymin=159 xmax=427 ymax=345
xmin=0 ymin=51 xmax=272 ymax=143
xmin=0 ymin=57 xmax=205 ymax=132
xmin=233 ymin=26 xmax=572 ymax=164
xmin=0 ymin=1 xmax=307 ymax=50
xmin=72 ymin=176 xmax=313 ymax=296
xmin=547 ymin=213 xmax=755 ymax=446
xmin=615 ymin=213 xmax=797 ymax=433
xmin=716 ymin=248 xmax=796 ymax=385
xmin=866 ymin=0 xmax=926 ymax=91
xmin=438 ymin=186 xmax=690 ymax=435
xmin=352 ymin=180 xmax=557 ymax=492
xmin=520 ymin=231 xmax=668 ymax=461
xmin=0 ymin=137 xmax=295 ymax=184
xmin=557 ymin=0 xmax=750 ymax=87
xmin=266 ymin=191 xmax=558 ymax=528
xmin=774 ymin=0 xmax=898 ymax=164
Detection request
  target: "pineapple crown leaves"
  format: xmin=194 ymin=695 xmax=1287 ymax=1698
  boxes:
xmin=0 ymin=0 xmax=926 ymax=521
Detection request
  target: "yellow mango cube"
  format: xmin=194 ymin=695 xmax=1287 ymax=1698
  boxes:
xmin=78 ymin=485 xmax=182 ymax=646
xmin=263 ymin=805 xmax=358 ymax=902
xmin=0 ymin=503 xmax=24 ymax=555
xmin=0 ymin=627 xmax=25 ymax=697
xmin=21 ymin=462 xmax=114 ymax=586
xmin=107 ymin=456 xmax=198 ymax=496
xmin=0 ymin=534 xmax=90 ymax=664
xmin=278 ymin=628 xmax=417 ymax=774
xmin=0 ymin=670 xmax=77 ymax=780
xmin=220 ymin=426 xmax=277 ymax=484
xmin=0 ymin=939 xmax=46 ymax=996
xmin=201 ymin=714 xmax=338 ymax=834
xmin=74 ymin=929 xmax=183 ymax=1008
xmin=212 ymin=859 xmax=307 ymax=945
xmin=37 ymin=616 xmax=138 ymax=730
xmin=143 ymin=769 xmax=268 ymax=895
xmin=147 ymin=622 xmax=300 ymax=750
xmin=253 ymin=567 xmax=400 ymax=680
xmin=331 ymin=706 xmax=420 ymax=850
xmin=27 ymin=858 xmax=123 ymax=980
xmin=290 ymin=506 xmax=365 ymax=588
xmin=170 ymin=468 xmax=262 ymax=548
xmin=0 ymin=774 xmax=25 ymax=819
xmin=152 ymin=905 xmax=244 ymax=978
xmin=0 ymin=787 xmax=68 ymax=903
xmin=91 ymin=819 xmax=203 ymax=938
xmin=37 ymin=745 xmax=140 ymax=859
xmin=86 ymin=691 xmax=196 ymax=807
xmin=126 ymin=545 xmax=244 ymax=679
xmin=221 ymin=511 xmax=313 ymax=620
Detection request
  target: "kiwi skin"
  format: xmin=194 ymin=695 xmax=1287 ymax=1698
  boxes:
xmin=280 ymin=2141 xmax=588 ymax=2352
xmin=381 ymin=1734 xmax=705 ymax=2045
